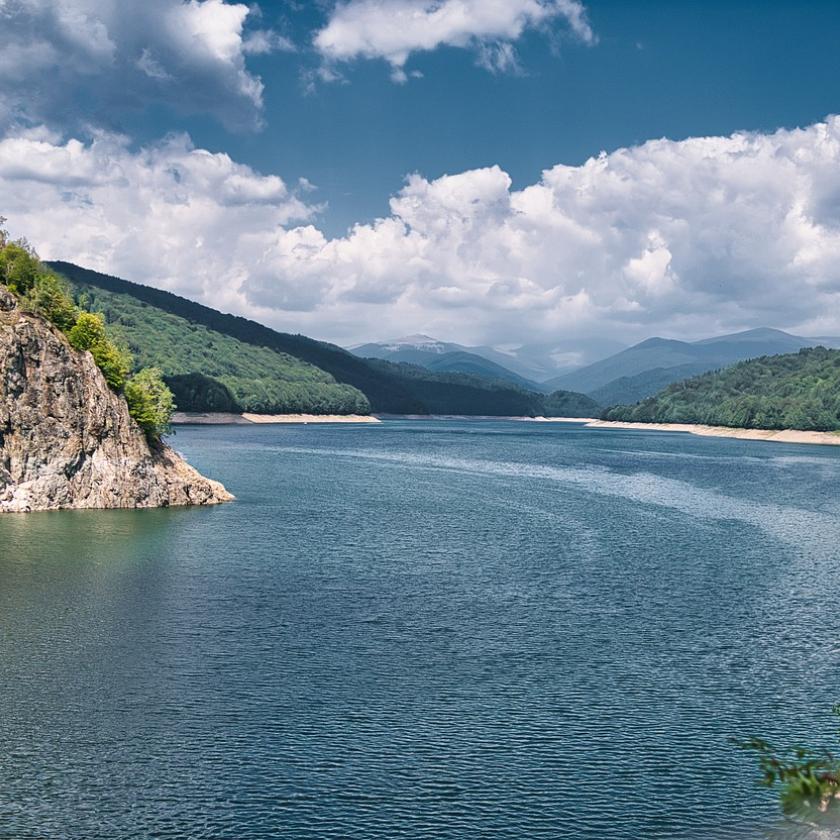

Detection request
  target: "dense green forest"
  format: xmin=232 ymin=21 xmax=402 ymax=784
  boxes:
xmin=587 ymin=363 xmax=710 ymax=407
xmin=70 ymin=282 xmax=370 ymax=415
xmin=603 ymin=347 xmax=840 ymax=431
xmin=543 ymin=389 xmax=601 ymax=418
xmin=362 ymin=358 xmax=544 ymax=415
xmin=51 ymin=262 xmax=596 ymax=417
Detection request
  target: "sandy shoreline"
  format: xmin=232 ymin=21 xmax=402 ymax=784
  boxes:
xmin=525 ymin=416 xmax=601 ymax=424
xmin=172 ymin=412 xmax=381 ymax=425
xmin=584 ymin=419 xmax=840 ymax=446
xmin=170 ymin=412 xmax=840 ymax=446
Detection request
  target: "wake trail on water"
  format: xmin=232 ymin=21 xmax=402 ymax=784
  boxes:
xmin=273 ymin=445 xmax=839 ymax=555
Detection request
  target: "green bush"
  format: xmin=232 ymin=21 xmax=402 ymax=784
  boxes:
xmin=0 ymin=221 xmax=78 ymax=331
xmin=91 ymin=340 xmax=133 ymax=392
xmin=22 ymin=272 xmax=78 ymax=332
xmin=124 ymin=368 xmax=175 ymax=440
xmin=67 ymin=310 xmax=107 ymax=350
xmin=0 ymin=240 xmax=41 ymax=296
xmin=68 ymin=312 xmax=132 ymax=391
xmin=0 ymin=223 xmax=77 ymax=328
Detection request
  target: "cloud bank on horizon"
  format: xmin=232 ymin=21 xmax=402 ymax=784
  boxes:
xmin=5 ymin=118 xmax=840 ymax=346
xmin=2 ymin=0 xmax=840 ymax=348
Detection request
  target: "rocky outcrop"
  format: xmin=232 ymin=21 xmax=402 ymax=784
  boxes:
xmin=0 ymin=286 xmax=233 ymax=512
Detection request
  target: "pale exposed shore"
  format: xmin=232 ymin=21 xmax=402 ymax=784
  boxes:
xmin=524 ymin=416 xmax=601 ymax=424
xmin=169 ymin=412 xmax=840 ymax=445
xmin=584 ymin=419 xmax=840 ymax=446
xmin=242 ymin=413 xmax=381 ymax=424
xmin=380 ymin=414 xmax=557 ymax=421
xmin=171 ymin=412 xmax=380 ymax=425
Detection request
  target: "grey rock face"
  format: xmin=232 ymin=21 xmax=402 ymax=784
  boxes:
xmin=0 ymin=287 xmax=233 ymax=513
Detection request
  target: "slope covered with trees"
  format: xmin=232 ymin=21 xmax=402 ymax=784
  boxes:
xmin=51 ymin=262 xmax=595 ymax=417
xmin=587 ymin=363 xmax=710 ymax=407
xmin=69 ymin=281 xmax=370 ymax=415
xmin=603 ymin=347 xmax=840 ymax=431
xmin=547 ymin=328 xmax=831 ymax=405
xmin=543 ymin=389 xmax=601 ymax=418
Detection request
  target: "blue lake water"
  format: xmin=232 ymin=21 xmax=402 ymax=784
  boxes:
xmin=2 ymin=420 xmax=840 ymax=839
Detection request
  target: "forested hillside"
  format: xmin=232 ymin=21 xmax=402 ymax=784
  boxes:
xmin=51 ymin=262 xmax=594 ymax=417
xmin=547 ymin=328 xmax=828 ymax=405
xmin=70 ymin=283 xmax=370 ymax=415
xmin=603 ymin=347 xmax=840 ymax=431
xmin=376 ymin=349 xmax=539 ymax=390
xmin=543 ymin=390 xmax=601 ymax=418
xmin=588 ymin=363 xmax=710 ymax=407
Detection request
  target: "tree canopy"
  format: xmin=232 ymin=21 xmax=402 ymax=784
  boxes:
xmin=603 ymin=347 xmax=840 ymax=431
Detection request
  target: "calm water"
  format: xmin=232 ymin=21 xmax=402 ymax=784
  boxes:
xmin=2 ymin=420 xmax=840 ymax=840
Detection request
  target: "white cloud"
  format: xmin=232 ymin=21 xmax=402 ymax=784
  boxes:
xmin=475 ymin=41 xmax=522 ymax=75
xmin=243 ymin=29 xmax=296 ymax=55
xmin=0 ymin=130 xmax=316 ymax=310
xmin=5 ymin=119 xmax=840 ymax=347
xmin=0 ymin=0 xmax=282 ymax=130
xmin=314 ymin=0 xmax=595 ymax=80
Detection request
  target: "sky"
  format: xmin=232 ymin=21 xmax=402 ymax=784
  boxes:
xmin=2 ymin=0 xmax=840 ymax=352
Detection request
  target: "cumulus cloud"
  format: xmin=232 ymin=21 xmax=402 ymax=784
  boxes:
xmin=0 ymin=129 xmax=316 ymax=310
xmin=314 ymin=0 xmax=595 ymax=81
xmin=0 ymin=0 xmax=286 ymax=130
xmin=5 ymin=119 xmax=840 ymax=346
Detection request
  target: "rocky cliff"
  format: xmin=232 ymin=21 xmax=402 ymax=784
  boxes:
xmin=0 ymin=286 xmax=233 ymax=513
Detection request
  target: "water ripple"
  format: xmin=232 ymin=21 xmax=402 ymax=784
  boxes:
xmin=2 ymin=421 xmax=839 ymax=839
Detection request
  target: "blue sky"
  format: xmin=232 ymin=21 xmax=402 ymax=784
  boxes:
xmin=120 ymin=0 xmax=840 ymax=236
xmin=2 ymin=0 xmax=840 ymax=355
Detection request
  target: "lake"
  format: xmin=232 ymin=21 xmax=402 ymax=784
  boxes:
xmin=2 ymin=420 xmax=840 ymax=839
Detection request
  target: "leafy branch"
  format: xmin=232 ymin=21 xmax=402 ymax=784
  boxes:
xmin=736 ymin=704 xmax=840 ymax=816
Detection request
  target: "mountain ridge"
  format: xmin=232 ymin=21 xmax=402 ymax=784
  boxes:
xmin=350 ymin=334 xmax=625 ymax=384
xmin=48 ymin=262 xmax=594 ymax=417
xmin=603 ymin=346 xmax=840 ymax=432
xmin=546 ymin=327 xmax=840 ymax=404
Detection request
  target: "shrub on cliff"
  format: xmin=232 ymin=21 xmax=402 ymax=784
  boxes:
xmin=22 ymin=271 xmax=79 ymax=332
xmin=124 ymin=368 xmax=175 ymax=440
xmin=1 ymin=222 xmax=79 ymax=331
xmin=67 ymin=310 xmax=106 ymax=350
xmin=0 ymin=232 xmax=78 ymax=331
xmin=1 ymin=220 xmax=174 ymax=440
xmin=0 ymin=238 xmax=41 ymax=296
xmin=68 ymin=312 xmax=132 ymax=390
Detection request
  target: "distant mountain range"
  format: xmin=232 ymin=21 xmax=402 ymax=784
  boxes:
xmin=351 ymin=335 xmax=543 ymax=390
xmin=546 ymin=328 xmax=840 ymax=406
xmin=48 ymin=263 xmax=594 ymax=417
xmin=51 ymin=263 xmax=840 ymax=419
xmin=350 ymin=334 xmax=625 ymax=387
xmin=352 ymin=327 xmax=840 ymax=408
